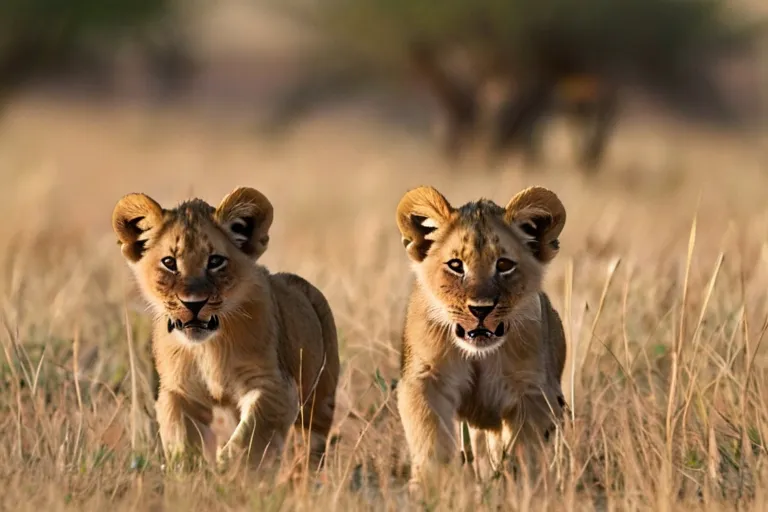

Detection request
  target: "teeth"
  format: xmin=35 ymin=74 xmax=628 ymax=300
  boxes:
xmin=467 ymin=329 xmax=493 ymax=340
xmin=175 ymin=319 xmax=183 ymax=330
xmin=494 ymin=323 xmax=505 ymax=337
xmin=167 ymin=318 xmax=174 ymax=333
xmin=208 ymin=315 xmax=219 ymax=330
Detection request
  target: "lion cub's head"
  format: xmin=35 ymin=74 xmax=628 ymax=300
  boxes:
xmin=397 ymin=186 xmax=565 ymax=357
xmin=112 ymin=187 xmax=273 ymax=345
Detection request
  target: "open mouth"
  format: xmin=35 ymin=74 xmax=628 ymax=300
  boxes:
xmin=167 ymin=315 xmax=220 ymax=334
xmin=454 ymin=322 xmax=506 ymax=347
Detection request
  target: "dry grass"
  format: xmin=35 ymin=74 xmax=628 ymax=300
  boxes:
xmin=0 ymin=95 xmax=767 ymax=511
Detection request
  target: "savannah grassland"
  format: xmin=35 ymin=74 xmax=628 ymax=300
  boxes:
xmin=2 ymin=7 xmax=768 ymax=510
xmin=0 ymin=97 xmax=765 ymax=512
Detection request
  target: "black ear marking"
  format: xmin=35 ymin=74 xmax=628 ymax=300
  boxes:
xmin=519 ymin=215 xmax=555 ymax=260
xmin=526 ymin=239 xmax=541 ymax=256
xmin=124 ymin=216 xmax=146 ymax=238
xmin=520 ymin=215 xmax=552 ymax=238
xmin=121 ymin=216 xmax=150 ymax=260
xmin=128 ymin=240 xmax=148 ymax=261
xmin=406 ymin=214 xmax=440 ymax=261
xmin=410 ymin=214 xmax=437 ymax=238
xmin=231 ymin=217 xmax=255 ymax=240
xmin=227 ymin=216 xmax=265 ymax=256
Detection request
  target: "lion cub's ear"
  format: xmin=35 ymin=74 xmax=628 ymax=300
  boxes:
xmin=505 ymin=186 xmax=566 ymax=263
xmin=215 ymin=187 xmax=274 ymax=259
xmin=396 ymin=186 xmax=454 ymax=262
xmin=112 ymin=193 xmax=164 ymax=263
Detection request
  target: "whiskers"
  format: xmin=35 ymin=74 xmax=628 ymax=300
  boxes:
xmin=500 ymin=294 xmax=542 ymax=347
xmin=149 ymin=303 xmax=169 ymax=322
xmin=505 ymin=316 xmax=530 ymax=344
xmin=219 ymin=303 xmax=254 ymax=324
xmin=420 ymin=284 xmax=454 ymax=329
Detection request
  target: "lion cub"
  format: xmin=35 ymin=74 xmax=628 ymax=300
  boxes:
xmin=112 ymin=187 xmax=340 ymax=470
xmin=395 ymin=185 xmax=568 ymax=485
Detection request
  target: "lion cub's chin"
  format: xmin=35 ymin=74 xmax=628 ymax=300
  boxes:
xmin=168 ymin=318 xmax=221 ymax=345
xmin=451 ymin=322 xmax=508 ymax=358
xmin=453 ymin=324 xmax=507 ymax=359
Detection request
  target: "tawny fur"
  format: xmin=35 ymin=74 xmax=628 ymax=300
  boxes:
xmin=112 ymin=187 xmax=340 ymax=471
xmin=395 ymin=185 xmax=567 ymax=486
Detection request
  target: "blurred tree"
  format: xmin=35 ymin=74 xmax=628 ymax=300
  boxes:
xmin=261 ymin=0 xmax=764 ymax=172
xmin=0 ymin=0 xmax=195 ymax=107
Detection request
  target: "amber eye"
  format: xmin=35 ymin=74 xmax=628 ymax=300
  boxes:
xmin=496 ymin=258 xmax=516 ymax=274
xmin=161 ymin=257 xmax=177 ymax=272
xmin=207 ymin=255 xmax=228 ymax=271
xmin=446 ymin=259 xmax=464 ymax=274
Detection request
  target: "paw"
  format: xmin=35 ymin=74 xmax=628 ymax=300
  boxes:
xmin=216 ymin=443 xmax=236 ymax=471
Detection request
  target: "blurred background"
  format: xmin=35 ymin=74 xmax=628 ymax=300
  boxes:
xmin=1 ymin=0 xmax=765 ymax=159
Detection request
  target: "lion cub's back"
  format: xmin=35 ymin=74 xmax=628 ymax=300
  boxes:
xmin=269 ymin=272 xmax=340 ymax=388
xmin=539 ymin=292 xmax=567 ymax=382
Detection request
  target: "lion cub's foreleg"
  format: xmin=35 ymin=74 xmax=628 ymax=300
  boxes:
xmin=487 ymin=391 xmax=565 ymax=476
xmin=156 ymin=390 xmax=217 ymax=466
xmin=217 ymin=377 xmax=300 ymax=468
xmin=397 ymin=377 xmax=460 ymax=486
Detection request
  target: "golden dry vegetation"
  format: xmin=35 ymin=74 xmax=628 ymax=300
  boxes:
xmin=0 ymin=94 xmax=767 ymax=510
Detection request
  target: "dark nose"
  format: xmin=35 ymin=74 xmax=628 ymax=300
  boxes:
xmin=180 ymin=298 xmax=208 ymax=317
xmin=468 ymin=303 xmax=496 ymax=322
